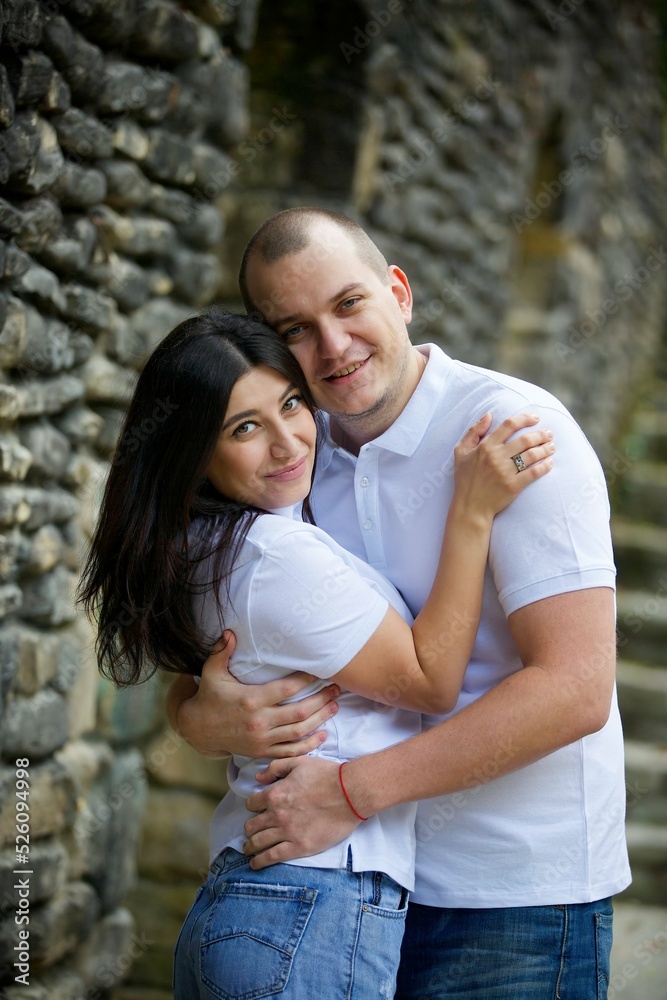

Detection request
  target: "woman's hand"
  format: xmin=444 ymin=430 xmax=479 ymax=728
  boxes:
xmin=452 ymin=412 xmax=555 ymax=521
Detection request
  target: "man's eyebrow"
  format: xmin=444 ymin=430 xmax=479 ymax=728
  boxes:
xmin=272 ymin=284 xmax=366 ymax=330
xmin=221 ymin=384 xmax=296 ymax=431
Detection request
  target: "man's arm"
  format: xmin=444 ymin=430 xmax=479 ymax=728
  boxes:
xmin=242 ymin=587 xmax=616 ymax=867
xmin=167 ymin=632 xmax=341 ymax=759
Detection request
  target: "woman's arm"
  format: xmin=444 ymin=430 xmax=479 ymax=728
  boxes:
xmin=332 ymin=413 xmax=554 ymax=713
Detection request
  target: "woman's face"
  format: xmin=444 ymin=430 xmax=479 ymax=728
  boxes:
xmin=207 ymin=366 xmax=317 ymax=510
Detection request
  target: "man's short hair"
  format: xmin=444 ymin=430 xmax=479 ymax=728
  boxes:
xmin=239 ymin=207 xmax=389 ymax=313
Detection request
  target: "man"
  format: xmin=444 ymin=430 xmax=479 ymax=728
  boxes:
xmin=168 ymin=207 xmax=629 ymax=998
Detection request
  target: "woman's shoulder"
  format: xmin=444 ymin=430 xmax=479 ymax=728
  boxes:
xmin=244 ymin=512 xmax=323 ymax=552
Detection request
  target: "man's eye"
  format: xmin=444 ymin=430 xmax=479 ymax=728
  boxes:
xmin=341 ymin=297 xmax=360 ymax=310
xmin=282 ymin=325 xmax=306 ymax=341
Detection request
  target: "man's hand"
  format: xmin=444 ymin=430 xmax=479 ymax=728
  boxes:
xmin=168 ymin=632 xmax=340 ymax=759
xmin=243 ymin=758 xmax=360 ymax=868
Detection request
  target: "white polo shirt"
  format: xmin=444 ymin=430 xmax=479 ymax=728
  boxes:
xmin=311 ymin=343 xmax=631 ymax=908
xmin=194 ymin=511 xmax=420 ymax=890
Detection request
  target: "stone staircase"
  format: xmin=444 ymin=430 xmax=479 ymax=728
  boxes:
xmin=612 ymin=374 xmax=667 ymax=907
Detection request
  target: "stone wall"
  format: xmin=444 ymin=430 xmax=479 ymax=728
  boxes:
xmin=0 ymin=1 xmax=666 ymax=997
xmin=0 ymin=2 xmax=257 ymax=997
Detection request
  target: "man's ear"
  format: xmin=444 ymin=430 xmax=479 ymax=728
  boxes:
xmin=388 ymin=265 xmax=413 ymax=323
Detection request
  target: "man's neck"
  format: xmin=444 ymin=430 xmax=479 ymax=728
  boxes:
xmin=329 ymin=347 xmax=428 ymax=455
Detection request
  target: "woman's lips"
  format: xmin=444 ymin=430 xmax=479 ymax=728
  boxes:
xmin=265 ymin=455 xmax=309 ymax=481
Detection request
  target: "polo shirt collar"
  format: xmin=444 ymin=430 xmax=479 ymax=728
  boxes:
xmin=316 ymin=344 xmax=454 ymax=464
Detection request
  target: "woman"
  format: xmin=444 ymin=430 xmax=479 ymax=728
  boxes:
xmin=79 ymin=308 xmax=554 ymax=999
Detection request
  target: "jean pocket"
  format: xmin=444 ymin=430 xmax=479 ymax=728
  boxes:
xmin=595 ymin=910 xmax=614 ymax=1000
xmin=200 ymin=881 xmax=317 ymax=1000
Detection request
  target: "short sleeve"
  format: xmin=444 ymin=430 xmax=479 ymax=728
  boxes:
xmin=489 ymin=405 xmax=617 ymax=617
xmin=240 ymin=528 xmax=390 ymax=680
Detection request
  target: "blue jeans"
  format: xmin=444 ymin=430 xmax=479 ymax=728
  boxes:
xmin=173 ymin=847 xmax=408 ymax=999
xmin=395 ymin=898 xmax=614 ymax=999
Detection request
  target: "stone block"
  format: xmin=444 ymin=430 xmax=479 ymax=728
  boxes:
xmin=0 ymin=296 xmax=26 ymax=368
xmin=55 ymin=405 xmax=104 ymax=447
xmin=112 ymin=120 xmax=150 ymax=161
xmin=0 ymin=756 xmax=77 ymax=843
xmin=61 ymin=282 xmax=117 ymax=334
xmin=0 ymin=583 xmax=22 ymax=620
xmin=1 ymin=0 xmax=44 ymax=51
xmin=6 ymin=114 xmax=64 ymax=196
xmin=10 ymin=259 xmax=66 ymax=313
xmin=39 ymin=217 xmax=98 ymax=276
xmin=143 ymin=129 xmax=197 ymax=186
xmin=89 ymin=254 xmax=153 ymax=313
xmin=99 ymin=160 xmax=151 ymax=210
xmin=1 ymin=968 xmax=85 ymax=1000
xmin=64 ymin=0 xmax=139 ymax=45
xmin=19 ymin=420 xmax=71 ymax=480
xmin=90 ymin=204 xmax=176 ymax=258
xmin=39 ymin=68 xmax=71 ymax=115
xmin=0 ymin=383 xmax=20 ymax=421
xmin=0 ymin=486 xmax=31 ymax=527
xmin=15 ymin=195 xmax=63 ymax=254
xmin=0 ymin=528 xmax=21 ymax=581
xmin=97 ymin=62 xmax=177 ymax=123
xmin=28 ymin=880 xmax=101 ymax=969
xmin=181 ymin=0 xmax=237 ymax=29
xmin=145 ymin=725 xmax=229 ymax=798
xmin=52 ymin=108 xmax=113 ymax=160
xmin=3 ymin=242 xmax=30 ymax=281
xmin=176 ymin=200 xmax=224 ymax=249
xmin=21 ymin=524 xmax=64 ymax=576
xmin=80 ymin=353 xmax=138 ymax=406
xmin=85 ymin=750 xmax=147 ymax=912
xmin=146 ymin=183 xmax=193 ymax=225
xmin=129 ymin=298 xmax=191 ymax=360
xmin=0 ymin=839 xmax=68 ymax=911
xmin=138 ymin=785 xmax=213 ymax=880
xmin=13 ymin=50 xmax=56 ymax=106
xmin=130 ymin=1 xmax=201 ymax=62
xmin=93 ymin=405 xmax=126 ymax=457
xmin=0 ymin=63 xmax=15 ymax=129
xmin=15 ymin=374 xmax=85 ymax=417
xmin=169 ymin=248 xmax=222 ymax=305
xmin=97 ymin=674 xmax=164 ymax=747
xmin=74 ymin=906 xmax=136 ymax=994
xmin=177 ymin=53 xmax=249 ymax=146
xmin=3 ymin=622 xmax=59 ymax=696
xmin=0 ymin=433 xmax=32 ymax=481
xmin=52 ymin=161 xmax=107 ymax=208
xmin=18 ymin=309 xmax=75 ymax=375
xmin=1 ymin=686 xmax=69 ymax=759
xmin=42 ymin=15 xmax=105 ymax=100
xmin=0 ymin=197 xmax=23 ymax=236
xmin=191 ymin=140 xmax=236 ymax=194
xmin=20 ymin=486 xmax=78 ymax=529
xmin=20 ymin=564 xmax=77 ymax=626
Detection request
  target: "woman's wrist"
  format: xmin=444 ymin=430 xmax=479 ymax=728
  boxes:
xmin=447 ymin=496 xmax=494 ymax=534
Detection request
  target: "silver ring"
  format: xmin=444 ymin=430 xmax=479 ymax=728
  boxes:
xmin=512 ymin=453 xmax=526 ymax=473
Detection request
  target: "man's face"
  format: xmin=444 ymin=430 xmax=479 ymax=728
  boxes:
xmin=245 ymin=225 xmax=414 ymax=428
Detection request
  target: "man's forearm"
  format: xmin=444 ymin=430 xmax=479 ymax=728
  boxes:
xmin=343 ymin=658 xmax=611 ymax=819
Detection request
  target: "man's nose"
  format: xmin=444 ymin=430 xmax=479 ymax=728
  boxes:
xmin=316 ymin=319 xmax=353 ymax=360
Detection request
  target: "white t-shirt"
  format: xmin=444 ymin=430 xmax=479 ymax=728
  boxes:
xmin=193 ymin=510 xmax=420 ymax=890
xmin=311 ymin=343 xmax=631 ymax=908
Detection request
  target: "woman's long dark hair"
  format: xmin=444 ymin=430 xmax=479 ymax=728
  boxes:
xmin=78 ymin=308 xmax=318 ymax=686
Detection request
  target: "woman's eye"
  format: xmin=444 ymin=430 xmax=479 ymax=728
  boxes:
xmin=233 ymin=421 xmax=256 ymax=437
xmin=283 ymin=394 xmax=302 ymax=413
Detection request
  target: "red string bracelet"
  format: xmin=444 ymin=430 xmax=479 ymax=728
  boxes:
xmin=339 ymin=762 xmax=368 ymax=822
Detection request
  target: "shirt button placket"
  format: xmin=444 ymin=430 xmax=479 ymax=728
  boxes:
xmin=356 ymin=450 xmax=384 ymax=567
